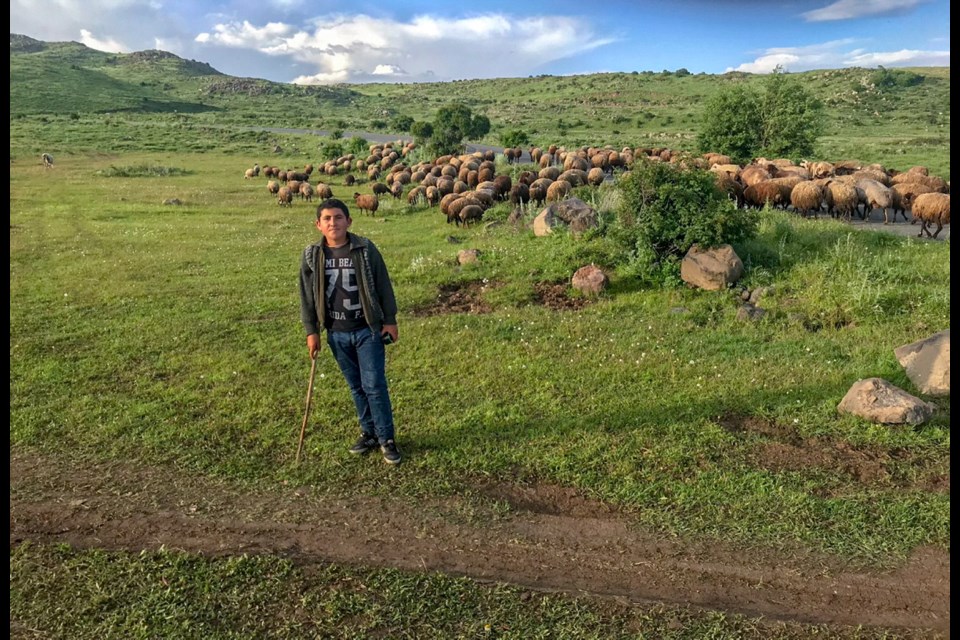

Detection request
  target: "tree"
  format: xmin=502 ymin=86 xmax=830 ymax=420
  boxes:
xmin=697 ymin=67 xmax=824 ymax=161
xmin=696 ymin=85 xmax=762 ymax=163
xmin=391 ymin=114 xmax=414 ymax=132
xmin=428 ymin=103 xmax=489 ymax=156
xmin=499 ymin=129 xmax=529 ymax=148
xmin=758 ymin=68 xmax=824 ymax=158
xmin=409 ymin=121 xmax=433 ymax=145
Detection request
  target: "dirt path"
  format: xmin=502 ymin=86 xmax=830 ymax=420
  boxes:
xmin=9 ymin=450 xmax=949 ymax=636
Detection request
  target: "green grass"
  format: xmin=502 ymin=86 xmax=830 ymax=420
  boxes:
xmin=10 ymin=542 xmax=930 ymax=639
xmin=10 ymin=152 xmax=949 ymax=564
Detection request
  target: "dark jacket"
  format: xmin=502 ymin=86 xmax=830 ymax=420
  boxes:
xmin=299 ymin=232 xmax=397 ymax=336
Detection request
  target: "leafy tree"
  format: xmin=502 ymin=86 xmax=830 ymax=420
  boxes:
xmin=409 ymin=121 xmax=433 ymax=145
xmin=611 ymin=158 xmax=759 ymax=285
xmin=758 ymin=68 xmax=824 ymax=158
xmin=697 ymin=66 xmax=824 ymax=161
xmin=697 ymin=85 xmax=762 ymax=162
xmin=391 ymin=114 xmax=414 ymax=132
xmin=427 ymin=103 xmax=490 ymax=156
xmin=499 ymin=129 xmax=530 ymax=148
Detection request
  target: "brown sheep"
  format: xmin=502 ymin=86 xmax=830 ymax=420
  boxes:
xmin=299 ymin=182 xmax=315 ymax=202
xmin=344 ymin=174 xmax=356 ymax=186
xmin=446 ymin=197 xmax=469 ymax=225
xmin=790 ymin=181 xmax=825 ymax=219
xmin=912 ymin=193 xmax=950 ymax=238
xmin=891 ymin=183 xmax=935 ymax=222
xmin=244 ymin=168 xmax=257 ymax=179
xmin=546 ymin=180 xmax=572 ymax=202
xmin=267 ymin=180 xmax=280 ymax=195
xmin=459 ymin=204 xmax=484 ymax=226
xmin=743 ymin=182 xmax=783 ymax=209
xmin=587 ymin=167 xmax=606 ymax=187
xmin=509 ymin=183 xmax=531 ymax=206
xmin=41 ymin=153 xmax=54 ymax=168
xmin=353 ymin=192 xmax=379 ymax=216
xmin=315 ymin=183 xmax=333 ymax=200
xmin=277 ymin=186 xmax=293 ymax=207
xmin=824 ymin=181 xmax=859 ymax=221
xmin=371 ymin=182 xmax=390 ymax=197
xmin=407 ymin=186 xmax=428 ymax=206
xmin=390 ymin=182 xmax=404 ymax=200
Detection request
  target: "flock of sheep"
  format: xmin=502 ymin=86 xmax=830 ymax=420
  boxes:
xmin=242 ymin=141 xmax=950 ymax=238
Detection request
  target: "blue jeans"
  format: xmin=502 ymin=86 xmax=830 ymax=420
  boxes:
xmin=327 ymin=327 xmax=395 ymax=443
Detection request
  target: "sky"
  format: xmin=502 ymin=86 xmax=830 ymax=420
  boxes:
xmin=9 ymin=0 xmax=951 ymax=85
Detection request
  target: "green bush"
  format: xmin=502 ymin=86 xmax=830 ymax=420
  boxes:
xmin=610 ymin=159 xmax=759 ymax=285
xmin=499 ymin=129 xmax=530 ymax=148
xmin=319 ymin=140 xmax=343 ymax=161
xmin=345 ymin=135 xmax=368 ymax=156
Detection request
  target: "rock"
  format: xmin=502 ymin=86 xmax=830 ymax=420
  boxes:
xmin=894 ymin=330 xmax=950 ymax=396
xmin=457 ymin=249 xmax=481 ymax=265
xmin=736 ymin=303 xmax=766 ymax=322
xmin=532 ymin=197 xmax=599 ymax=237
xmin=680 ymin=244 xmax=744 ymax=291
xmin=837 ymin=378 xmax=936 ymax=425
xmin=571 ymin=264 xmax=608 ymax=296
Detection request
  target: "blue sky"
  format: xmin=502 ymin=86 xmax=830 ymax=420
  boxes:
xmin=10 ymin=0 xmax=951 ymax=84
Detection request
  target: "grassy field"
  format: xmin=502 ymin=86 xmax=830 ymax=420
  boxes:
xmin=9 ymin=147 xmax=950 ymax=637
xmin=9 ymin=37 xmax=951 ymax=638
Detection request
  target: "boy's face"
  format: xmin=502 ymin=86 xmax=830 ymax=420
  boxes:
xmin=316 ymin=207 xmax=351 ymax=246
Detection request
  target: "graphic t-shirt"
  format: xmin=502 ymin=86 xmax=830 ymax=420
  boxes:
xmin=323 ymin=243 xmax=367 ymax=331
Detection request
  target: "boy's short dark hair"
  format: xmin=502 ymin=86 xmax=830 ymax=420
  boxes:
xmin=316 ymin=198 xmax=351 ymax=220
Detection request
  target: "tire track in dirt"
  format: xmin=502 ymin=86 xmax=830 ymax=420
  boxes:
xmin=9 ymin=450 xmax=949 ymax=635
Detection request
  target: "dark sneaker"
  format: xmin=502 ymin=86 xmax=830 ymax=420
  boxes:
xmin=380 ymin=439 xmax=401 ymax=465
xmin=349 ymin=434 xmax=378 ymax=455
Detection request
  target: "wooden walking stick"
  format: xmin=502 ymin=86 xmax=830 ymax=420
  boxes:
xmin=295 ymin=352 xmax=318 ymax=465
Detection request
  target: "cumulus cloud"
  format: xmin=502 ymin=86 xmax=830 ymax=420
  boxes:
xmin=79 ymin=28 xmax=130 ymax=53
xmin=196 ymin=12 xmax=617 ymax=84
xmin=802 ymin=0 xmax=928 ymax=22
xmin=726 ymin=38 xmax=948 ymax=73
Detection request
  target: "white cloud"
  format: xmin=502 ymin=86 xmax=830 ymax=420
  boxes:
xmin=802 ymin=0 xmax=928 ymax=22
xmin=726 ymin=38 xmax=947 ymax=73
xmin=846 ymin=48 xmax=950 ymax=66
xmin=79 ymin=28 xmax=130 ymax=53
xmin=195 ymin=12 xmax=618 ymax=84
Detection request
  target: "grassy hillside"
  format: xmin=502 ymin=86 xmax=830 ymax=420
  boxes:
xmin=9 ymin=35 xmax=951 ymax=178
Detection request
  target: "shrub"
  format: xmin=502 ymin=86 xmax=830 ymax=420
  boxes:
xmin=319 ymin=140 xmax=343 ymax=161
xmin=609 ymin=159 xmax=759 ymax=285
xmin=345 ymin=135 xmax=368 ymax=155
xmin=499 ymin=129 xmax=530 ymax=148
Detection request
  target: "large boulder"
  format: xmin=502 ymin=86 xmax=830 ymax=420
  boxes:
xmin=680 ymin=244 xmax=744 ymax=291
xmin=837 ymin=378 xmax=936 ymax=425
xmin=894 ymin=330 xmax=950 ymax=396
xmin=532 ymin=197 xmax=599 ymax=237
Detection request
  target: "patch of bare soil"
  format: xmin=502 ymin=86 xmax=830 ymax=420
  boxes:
xmin=532 ymin=281 xmax=593 ymax=311
xmin=410 ymin=280 xmax=498 ymax=316
xmin=718 ymin=413 xmax=950 ymax=496
xmin=9 ymin=449 xmax=949 ymax=636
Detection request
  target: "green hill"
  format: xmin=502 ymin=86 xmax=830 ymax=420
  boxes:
xmin=8 ymin=34 xmax=950 ymax=178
